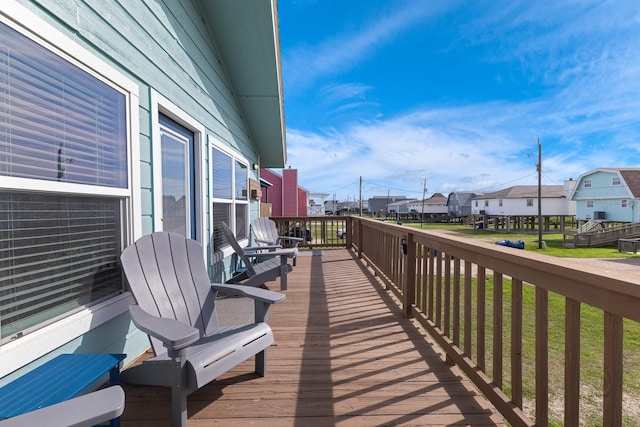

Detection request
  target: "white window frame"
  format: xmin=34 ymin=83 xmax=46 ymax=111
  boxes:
xmin=210 ymin=138 xmax=250 ymax=257
xmin=612 ymin=177 xmax=621 ymax=187
xmin=621 ymin=199 xmax=628 ymax=209
xmin=150 ymin=90 xmax=206 ymax=245
xmin=0 ymin=1 xmax=140 ymax=376
xmin=586 ymin=200 xmax=594 ymax=209
xmin=584 ymin=179 xmax=592 ymax=188
xmin=526 ymin=199 xmax=534 ymax=207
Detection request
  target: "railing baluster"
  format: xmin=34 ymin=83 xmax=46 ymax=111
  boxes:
xmin=477 ymin=266 xmax=486 ymax=371
xmin=464 ymin=261 xmax=472 ymax=357
xmin=420 ymin=247 xmax=428 ymax=313
xmin=565 ymin=298 xmax=580 ymax=427
xmin=436 ymin=250 xmax=443 ymax=328
xmin=453 ymin=258 xmax=461 ymax=347
xmin=512 ymin=278 xmax=523 ymax=408
xmin=428 ymin=250 xmax=435 ymax=319
xmin=493 ymin=272 xmax=503 ymax=388
xmin=444 ymin=254 xmax=452 ymax=336
xmin=603 ymin=311 xmax=623 ymax=427
xmin=536 ymin=287 xmax=549 ymax=426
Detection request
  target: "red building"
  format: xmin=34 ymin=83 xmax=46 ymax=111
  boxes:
xmin=260 ymin=168 xmax=309 ymax=217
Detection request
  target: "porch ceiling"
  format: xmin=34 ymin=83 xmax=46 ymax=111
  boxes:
xmin=198 ymin=0 xmax=286 ymax=168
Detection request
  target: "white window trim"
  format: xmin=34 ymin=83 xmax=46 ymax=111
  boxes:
xmin=210 ymin=137 xmax=250 ymax=258
xmin=150 ymin=89 xmax=206 ymax=245
xmin=612 ymin=177 xmax=622 ymax=186
xmin=0 ymin=1 xmax=140 ymax=371
xmin=584 ymin=179 xmax=592 ymax=188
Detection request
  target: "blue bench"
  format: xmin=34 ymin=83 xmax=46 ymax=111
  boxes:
xmin=0 ymin=353 xmax=126 ymax=426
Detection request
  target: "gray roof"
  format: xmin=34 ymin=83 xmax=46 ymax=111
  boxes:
xmin=474 ymin=185 xmax=564 ymax=199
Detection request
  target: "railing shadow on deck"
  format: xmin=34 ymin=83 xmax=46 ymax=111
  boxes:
xmin=331 ymin=215 xmax=640 ymax=427
xmin=342 ymin=250 xmax=500 ymax=426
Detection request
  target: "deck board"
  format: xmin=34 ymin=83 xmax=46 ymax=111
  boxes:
xmin=121 ymin=249 xmax=505 ymax=426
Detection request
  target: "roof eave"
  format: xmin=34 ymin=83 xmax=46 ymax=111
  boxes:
xmin=199 ymin=0 xmax=286 ymax=167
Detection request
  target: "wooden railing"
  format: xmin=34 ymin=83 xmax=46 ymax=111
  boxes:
xmin=348 ymin=216 xmax=640 ymax=427
xmin=269 ymin=216 xmax=349 ymax=249
xmin=564 ymin=222 xmax=640 ymax=247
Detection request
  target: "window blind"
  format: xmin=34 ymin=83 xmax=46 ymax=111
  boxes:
xmin=0 ymin=21 xmax=127 ymax=188
xmin=0 ymin=192 xmax=123 ymax=341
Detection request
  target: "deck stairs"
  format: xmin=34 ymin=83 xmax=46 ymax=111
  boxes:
xmin=564 ymin=222 xmax=640 ymax=248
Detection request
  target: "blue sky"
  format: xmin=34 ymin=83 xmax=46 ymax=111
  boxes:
xmin=277 ymin=0 xmax=640 ymax=202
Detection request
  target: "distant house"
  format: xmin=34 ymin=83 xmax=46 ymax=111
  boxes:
xmin=406 ymin=193 xmax=449 ymax=216
xmin=309 ymin=194 xmax=330 ymax=216
xmin=388 ymin=199 xmax=417 ymax=215
xmin=368 ymin=195 xmax=408 ymax=216
xmin=0 ymin=1 xmax=285 ymax=383
xmin=260 ymin=168 xmax=310 ymax=217
xmin=569 ymin=168 xmax=640 ymax=223
xmin=324 ymin=199 xmax=366 ymax=215
xmin=447 ymin=192 xmax=483 ymax=217
xmin=471 ymin=185 xmax=571 ymax=216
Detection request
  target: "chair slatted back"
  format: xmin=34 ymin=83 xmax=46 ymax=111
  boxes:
xmin=221 ymin=222 xmax=257 ymax=276
xmin=120 ymin=232 xmax=218 ymax=355
xmin=251 ymin=217 xmax=279 ymax=244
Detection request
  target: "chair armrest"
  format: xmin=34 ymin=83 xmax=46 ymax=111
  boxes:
xmin=0 ymin=385 xmax=125 ymax=427
xmin=277 ymin=235 xmax=304 ymax=243
xmin=129 ymin=305 xmax=200 ymax=351
xmin=212 ymin=283 xmax=286 ymax=304
xmin=245 ymin=244 xmax=281 ymax=251
xmin=246 ymin=248 xmax=297 ymax=258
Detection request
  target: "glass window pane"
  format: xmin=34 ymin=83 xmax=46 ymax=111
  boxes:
xmin=160 ymin=133 xmax=187 ymax=235
xmin=0 ymin=21 xmax=127 ymax=188
xmin=235 ymin=204 xmax=248 ymax=240
xmin=212 ymin=202 xmax=231 ymax=250
xmin=235 ymin=161 xmax=248 ymax=201
xmin=0 ymin=192 xmax=123 ymax=342
xmin=212 ymin=148 xmax=232 ymax=199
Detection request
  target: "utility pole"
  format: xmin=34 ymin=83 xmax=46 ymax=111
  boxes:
xmin=421 ymin=178 xmax=427 ymax=227
xmin=537 ymin=138 xmax=543 ymax=249
xmin=359 ymin=176 xmax=363 ymax=216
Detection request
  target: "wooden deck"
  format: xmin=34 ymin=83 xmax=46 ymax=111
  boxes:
xmin=120 ymin=249 xmax=505 ymax=426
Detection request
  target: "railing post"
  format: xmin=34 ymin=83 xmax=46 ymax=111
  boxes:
xmin=404 ymin=231 xmax=416 ymax=318
xmin=346 ymin=216 xmax=353 ymax=248
xmin=356 ymin=218 xmax=363 ymax=259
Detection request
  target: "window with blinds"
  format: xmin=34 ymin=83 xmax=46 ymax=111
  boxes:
xmin=211 ymin=146 xmax=248 ymax=250
xmin=0 ymin=192 xmax=123 ymax=340
xmin=0 ymin=20 xmax=129 ymax=342
xmin=0 ymin=22 xmax=127 ymax=187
